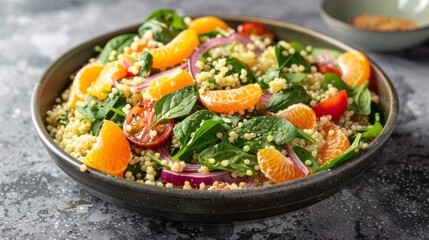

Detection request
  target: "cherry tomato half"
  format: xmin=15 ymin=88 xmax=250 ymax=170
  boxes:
xmin=317 ymin=64 xmax=342 ymax=77
xmin=124 ymin=100 xmax=174 ymax=148
xmin=237 ymin=22 xmax=274 ymax=41
xmin=312 ymin=90 xmax=348 ymax=122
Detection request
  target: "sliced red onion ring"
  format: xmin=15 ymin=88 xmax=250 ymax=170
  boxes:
xmin=152 ymin=145 xmax=203 ymax=173
xmin=160 ymin=170 xmax=247 ymax=188
xmin=256 ymin=93 xmax=272 ymax=109
xmin=285 ymin=145 xmax=309 ymax=176
xmin=188 ymin=33 xmax=261 ymax=79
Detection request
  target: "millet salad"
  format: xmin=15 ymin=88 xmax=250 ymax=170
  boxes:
xmin=46 ymin=9 xmax=384 ymax=190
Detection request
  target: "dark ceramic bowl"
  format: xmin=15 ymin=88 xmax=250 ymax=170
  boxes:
xmin=31 ymin=16 xmax=398 ymax=223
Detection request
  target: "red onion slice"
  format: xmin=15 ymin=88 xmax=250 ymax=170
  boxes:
xmin=188 ymin=33 xmax=261 ymax=79
xmin=152 ymin=145 xmax=202 ymax=173
xmin=285 ymin=145 xmax=309 ymax=176
xmin=160 ymin=170 xmax=247 ymax=188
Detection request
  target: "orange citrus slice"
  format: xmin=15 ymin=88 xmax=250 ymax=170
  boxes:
xmin=84 ymin=120 xmax=131 ymax=177
xmin=73 ymin=64 xmax=104 ymax=99
xmin=147 ymin=69 xmax=195 ymax=100
xmin=189 ymin=16 xmax=229 ymax=35
xmin=88 ymin=61 xmax=127 ymax=100
xmin=275 ymin=103 xmax=316 ymax=130
xmin=257 ymin=148 xmax=306 ymax=183
xmin=338 ymin=50 xmax=370 ymax=87
xmin=199 ymin=84 xmax=262 ymax=113
xmin=319 ymin=123 xmax=350 ymax=164
xmin=150 ymin=29 xmax=199 ymax=69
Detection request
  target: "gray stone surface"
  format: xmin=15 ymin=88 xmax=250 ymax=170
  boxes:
xmin=0 ymin=0 xmax=428 ymax=239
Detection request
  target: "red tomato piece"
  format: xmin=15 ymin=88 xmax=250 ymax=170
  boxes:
xmin=124 ymin=100 xmax=173 ymax=148
xmin=312 ymin=90 xmax=348 ymax=122
xmin=317 ymin=64 xmax=342 ymax=77
xmin=237 ymin=22 xmax=274 ymax=41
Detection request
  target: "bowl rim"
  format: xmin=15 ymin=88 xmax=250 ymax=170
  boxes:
xmin=321 ymin=0 xmax=429 ymax=34
xmin=31 ymin=15 xmax=399 ymax=200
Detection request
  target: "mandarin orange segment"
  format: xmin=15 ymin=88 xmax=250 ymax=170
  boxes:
xmin=88 ymin=61 xmax=127 ymax=100
xmin=84 ymin=120 xmax=131 ymax=177
xmin=338 ymin=50 xmax=370 ymax=87
xmin=275 ymin=103 xmax=316 ymax=130
xmin=150 ymin=29 xmax=199 ymax=69
xmin=189 ymin=16 xmax=229 ymax=35
xmin=147 ymin=69 xmax=195 ymax=100
xmin=73 ymin=64 xmax=104 ymax=99
xmin=199 ymin=84 xmax=262 ymax=113
xmin=257 ymin=148 xmax=306 ymax=183
xmin=319 ymin=123 xmax=350 ymax=164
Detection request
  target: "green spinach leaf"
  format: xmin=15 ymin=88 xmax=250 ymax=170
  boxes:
xmin=139 ymin=51 xmax=153 ymax=77
xmin=230 ymin=116 xmax=315 ymax=153
xmin=266 ymin=85 xmax=310 ymax=112
xmin=363 ymin=113 xmax=383 ymax=140
xmin=152 ymin=86 xmax=198 ymax=127
xmin=225 ymin=56 xmax=256 ymax=84
xmin=173 ymin=110 xmax=222 ymax=147
xmin=289 ymin=40 xmax=305 ymax=52
xmin=198 ymin=143 xmax=259 ymax=175
xmin=76 ymin=91 xmax=126 ymax=136
xmin=172 ymin=119 xmax=225 ymax=161
xmin=99 ymin=34 xmax=136 ymax=64
xmin=146 ymin=9 xmax=187 ymax=36
xmin=259 ymin=70 xmax=307 ymax=89
xmin=293 ymin=146 xmax=318 ymax=170
xmin=315 ymin=133 xmax=362 ymax=172
xmin=138 ymin=20 xmax=173 ymax=45
xmin=275 ymin=43 xmax=311 ymax=72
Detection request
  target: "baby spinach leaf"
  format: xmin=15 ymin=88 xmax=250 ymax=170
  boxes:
xmin=76 ymin=91 xmax=126 ymax=136
xmin=198 ymin=29 xmax=228 ymax=42
xmin=172 ymin=119 xmax=225 ymax=161
xmin=315 ymin=133 xmax=362 ymax=172
xmin=289 ymin=40 xmax=304 ymax=52
xmin=231 ymin=116 xmax=315 ymax=153
xmin=351 ymin=81 xmax=371 ymax=115
xmin=146 ymin=9 xmax=187 ymax=36
xmin=173 ymin=110 xmax=222 ymax=147
xmin=152 ymin=86 xmax=198 ymax=127
xmin=198 ymin=143 xmax=259 ymax=175
xmin=293 ymin=146 xmax=318 ymax=170
xmin=275 ymin=43 xmax=311 ymax=72
xmin=225 ymin=56 xmax=256 ymax=84
xmin=138 ymin=20 xmax=173 ymax=45
xmin=363 ymin=113 xmax=383 ymax=140
xmin=139 ymin=51 xmax=153 ymax=77
xmin=99 ymin=34 xmax=136 ymax=64
xmin=259 ymin=70 xmax=307 ymax=90
xmin=266 ymin=85 xmax=310 ymax=112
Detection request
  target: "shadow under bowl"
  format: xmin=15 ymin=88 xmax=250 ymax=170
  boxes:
xmin=321 ymin=0 xmax=429 ymax=52
xmin=31 ymin=16 xmax=399 ymax=223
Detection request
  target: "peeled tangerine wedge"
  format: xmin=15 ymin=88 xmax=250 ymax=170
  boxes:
xmin=199 ymin=84 xmax=263 ymax=114
xmin=88 ymin=61 xmax=127 ymax=100
xmin=275 ymin=103 xmax=317 ymax=130
xmin=66 ymin=64 xmax=104 ymax=108
xmin=147 ymin=69 xmax=195 ymax=100
xmin=84 ymin=120 xmax=131 ymax=177
xmin=150 ymin=29 xmax=199 ymax=69
xmin=338 ymin=50 xmax=370 ymax=87
xmin=257 ymin=148 xmax=305 ymax=183
xmin=319 ymin=123 xmax=350 ymax=164
xmin=189 ymin=16 xmax=229 ymax=35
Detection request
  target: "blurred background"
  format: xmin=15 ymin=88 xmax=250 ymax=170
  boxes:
xmin=0 ymin=0 xmax=428 ymax=239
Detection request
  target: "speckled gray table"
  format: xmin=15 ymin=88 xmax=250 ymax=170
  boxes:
xmin=1 ymin=0 xmax=428 ymax=239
